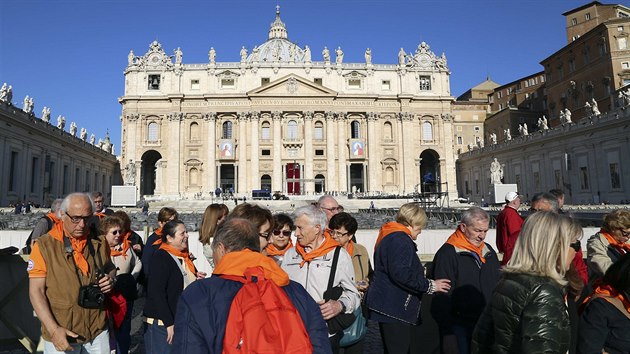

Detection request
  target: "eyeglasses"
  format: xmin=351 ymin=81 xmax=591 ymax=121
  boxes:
xmin=110 ymin=230 xmax=121 ymax=235
xmin=569 ymin=240 xmax=581 ymax=252
xmin=321 ymin=206 xmax=341 ymax=213
xmin=65 ymin=212 xmax=92 ymax=224
xmin=272 ymin=230 xmax=292 ymax=237
xmin=619 ymin=229 xmax=630 ymax=237
xmin=259 ymin=232 xmax=272 ymax=240
xmin=330 ymin=230 xmax=350 ymax=238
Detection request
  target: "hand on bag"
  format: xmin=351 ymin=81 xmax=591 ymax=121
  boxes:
xmin=98 ymin=274 xmax=114 ymax=294
xmin=433 ymin=279 xmax=451 ymax=293
xmin=317 ymin=299 xmax=343 ymax=320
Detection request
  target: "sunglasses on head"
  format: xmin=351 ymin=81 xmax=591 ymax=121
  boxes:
xmin=272 ymin=230 xmax=292 ymax=237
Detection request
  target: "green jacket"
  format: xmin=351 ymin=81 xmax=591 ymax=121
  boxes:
xmin=472 ymin=273 xmax=570 ymax=354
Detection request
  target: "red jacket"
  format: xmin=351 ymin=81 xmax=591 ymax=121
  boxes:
xmin=496 ymin=205 xmax=523 ymax=265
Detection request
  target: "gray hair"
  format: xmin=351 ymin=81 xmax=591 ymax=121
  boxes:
xmin=60 ymin=193 xmax=94 ymax=214
xmin=294 ymin=205 xmax=328 ymax=231
xmin=211 ymin=217 xmax=260 ymax=253
xmin=317 ymin=195 xmax=338 ymax=207
xmin=461 ymin=206 xmax=489 ymax=225
xmin=51 ymin=198 xmax=63 ymax=215
xmin=531 ymin=192 xmax=559 ymax=212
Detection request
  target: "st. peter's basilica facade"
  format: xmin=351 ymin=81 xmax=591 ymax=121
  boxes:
xmin=119 ymin=7 xmax=457 ymax=199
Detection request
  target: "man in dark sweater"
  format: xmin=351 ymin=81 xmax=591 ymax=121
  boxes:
xmin=430 ymin=207 xmax=500 ymax=354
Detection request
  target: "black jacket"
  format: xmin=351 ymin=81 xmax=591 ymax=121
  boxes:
xmin=472 ymin=273 xmax=570 ymax=354
xmin=578 ymin=297 xmax=630 ymax=354
xmin=430 ymin=242 xmax=500 ymax=333
xmin=143 ymin=249 xmax=184 ymax=327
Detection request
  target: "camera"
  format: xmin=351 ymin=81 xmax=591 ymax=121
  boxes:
xmin=78 ymin=273 xmax=106 ymax=309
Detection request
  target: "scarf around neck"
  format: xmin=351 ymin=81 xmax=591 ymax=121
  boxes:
xmin=159 ymin=242 xmax=197 ymax=275
xmin=265 ymin=241 xmax=293 ymax=257
xmin=600 ymin=229 xmax=630 ymax=255
xmin=294 ymin=232 xmax=339 ymax=268
xmin=446 ymin=228 xmax=486 ymax=263
xmin=375 ymin=221 xmax=412 ymax=249
xmin=213 ymin=249 xmax=290 ymax=286
xmin=49 ymin=222 xmax=90 ymax=275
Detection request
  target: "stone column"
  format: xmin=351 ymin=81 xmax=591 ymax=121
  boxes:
xmin=337 ymin=112 xmax=347 ymax=193
xmin=367 ymin=112 xmax=379 ymax=193
xmin=154 ymin=160 xmax=165 ymax=195
xmin=272 ymin=111 xmax=283 ymax=192
xmin=250 ymin=112 xmax=260 ymax=190
xmin=167 ymin=112 xmax=183 ymax=196
xmin=325 ymin=111 xmax=337 ymax=192
xmin=399 ymin=112 xmax=414 ymax=194
xmin=237 ymin=112 xmax=248 ymax=195
xmin=125 ymin=114 xmax=139 ymax=162
xmin=303 ymin=111 xmax=314 ymax=194
xmin=205 ymin=113 xmax=217 ymax=189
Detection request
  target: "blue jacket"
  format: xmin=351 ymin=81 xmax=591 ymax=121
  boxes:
xmin=172 ymin=275 xmax=332 ymax=354
xmin=366 ymin=231 xmax=431 ymax=325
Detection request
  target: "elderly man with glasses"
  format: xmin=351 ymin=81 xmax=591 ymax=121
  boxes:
xmin=28 ymin=193 xmax=117 ymax=353
xmin=317 ymin=195 xmax=342 ymax=224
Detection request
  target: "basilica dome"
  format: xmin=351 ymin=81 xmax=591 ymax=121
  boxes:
xmin=246 ymin=6 xmax=309 ymax=63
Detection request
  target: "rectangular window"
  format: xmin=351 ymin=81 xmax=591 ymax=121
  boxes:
xmin=619 ymin=26 xmax=625 ymax=32
xmin=75 ymin=168 xmax=80 ymax=191
xmin=585 ymin=13 xmax=591 ymax=20
xmin=419 ymin=76 xmax=431 ymax=90
xmin=381 ymin=80 xmax=391 ymax=90
xmin=31 ymin=157 xmax=39 ymax=193
xmin=314 ymin=78 xmax=323 ymax=85
xmin=569 ymin=59 xmax=575 ymax=72
xmin=148 ymin=74 xmax=160 ymax=90
xmin=261 ymin=125 xmax=270 ymax=140
xmin=618 ymin=37 xmax=628 ymax=50
xmin=571 ymin=18 xmax=577 ymax=25
xmin=261 ymin=78 xmax=270 ymax=85
xmin=315 ymin=149 xmax=324 ymax=156
xmin=63 ymin=165 xmax=69 ymax=194
xmin=314 ymin=125 xmax=323 ymax=140
xmin=456 ymin=126 xmax=462 ymax=131
xmin=580 ymin=166 xmax=589 ymax=190
xmin=9 ymin=151 xmax=18 ymax=191
xmin=191 ymin=79 xmax=200 ymax=90
xmin=457 ymin=136 xmax=462 ymax=145
xmin=261 ymin=149 xmax=271 ymax=156
xmin=622 ymin=62 xmax=630 ymax=69
xmin=348 ymin=79 xmax=361 ymax=88
xmin=221 ymin=78 xmax=235 ymax=88
xmin=85 ymin=170 xmax=90 ymax=192
xmin=610 ymin=162 xmax=621 ymax=189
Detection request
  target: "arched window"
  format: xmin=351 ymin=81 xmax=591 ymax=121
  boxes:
xmin=385 ymin=167 xmax=394 ymax=184
xmin=147 ymin=122 xmax=158 ymax=142
xmin=314 ymin=121 xmax=324 ymax=140
xmin=260 ymin=174 xmax=272 ymax=190
xmin=189 ymin=168 xmax=199 ymax=186
xmin=422 ymin=121 xmax=433 ymax=141
xmin=261 ymin=121 xmax=271 ymax=140
xmin=383 ymin=122 xmax=393 ymax=141
xmin=189 ymin=122 xmax=199 ymax=141
xmin=351 ymin=120 xmax=360 ymax=139
xmin=287 ymin=120 xmax=298 ymax=139
xmin=222 ymin=121 xmax=233 ymax=139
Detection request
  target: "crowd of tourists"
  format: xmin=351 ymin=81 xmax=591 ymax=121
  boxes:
xmin=25 ymin=190 xmax=630 ymax=353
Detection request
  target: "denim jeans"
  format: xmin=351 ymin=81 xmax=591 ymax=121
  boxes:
xmin=143 ymin=321 xmax=172 ymax=354
xmin=115 ymin=299 xmax=134 ymax=354
xmin=43 ymin=329 xmax=109 ymax=354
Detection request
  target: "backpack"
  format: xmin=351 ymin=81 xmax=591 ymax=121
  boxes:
xmin=22 ymin=215 xmax=54 ymax=254
xmin=220 ymin=266 xmax=313 ymax=354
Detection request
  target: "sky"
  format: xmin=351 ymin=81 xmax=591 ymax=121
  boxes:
xmin=1 ymin=0 xmax=592 ymax=149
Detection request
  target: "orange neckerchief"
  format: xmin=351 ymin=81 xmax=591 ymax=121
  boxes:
xmin=46 ymin=212 xmax=62 ymax=226
xmin=295 ymin=232 xmax=339 ymax=268
xmin=95 ymin=212 xmax=107 ymax=221
xmin=213 ymin=249 xmax=290 ymax=286
xmin=583 ymin=283 xmax=630 ymax=315
xmin=344 ymin=240 xmax=355 ymax=257
xmin=152 ymin=227 xmax=164 ymax=246
xmin=159 ymin=242 xmax=197 ymax=275
xmin=48 ymin=222 xmax=90 ymax=275
xmin=446 ymin=228 xmax=486 ymax=263
xmin=266 ymin=241 xmax=293 ymax=257
xmin=600 ymin=229 xmax=630 ymax=254
xmin=110 ymin=232 xmax=131 ymax=260
xmin=375 ymin=221 xmax=412 ymax=249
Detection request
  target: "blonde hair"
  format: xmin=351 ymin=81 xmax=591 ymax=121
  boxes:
xmin=199 ymin=204 xmax=229 ymax=245
xmin=396 ymin=203 xmax=428 ymax=229
xmin=504 ymin=211 xmax=582 ymax=286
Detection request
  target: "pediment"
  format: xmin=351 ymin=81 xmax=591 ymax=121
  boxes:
xmin=217 ymin=70 xmax=240 ymax=78
xmin=248 ymin=74 xmax=337 ymax=97
xmin=343 ymin=70 xmax=367 ymax=78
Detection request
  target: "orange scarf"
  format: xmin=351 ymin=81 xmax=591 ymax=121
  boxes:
xmin=47 ymin=212 xmax=62 ymax=226
xmin=266 ymin=241 xmax=294 ymax=257
xmin=344 ymin=240 xmax=355 ymax=257
xmin=213 ymin=249 xmax=289 ymax=286
xmin=446 ymin=228 xmax=486 ymax=263
xmin=152 ymin=227 xmax=164 ymax=246
xmin=600 ymin=229 xmax=630 ymax=254
xmin=110 ymin=232 xmax=131 ymax=260
xmin=584 ymin=283 xmax=630 ymax=315
xmin=159 ymin=243 xmax=197 ymax=275
xmin=95 ymin=212 xmax=107 ymax=221
xmin=294 ymin=232 xmax=339 ymax=267
xmin=48 ymin=222 xmax=90 ymax=275
xmin=375 ymin=221 xmax=411 ymax=249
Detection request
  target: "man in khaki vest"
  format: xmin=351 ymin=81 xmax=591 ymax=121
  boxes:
xmin=28 ymin=193 xmax=116 ymax=353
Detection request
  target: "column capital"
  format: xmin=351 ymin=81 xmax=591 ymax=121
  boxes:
xmin=325 ymin=111 xmax=335 ymax=120
xmin=399 ymin=112 xmax=413 ymax=122
xmin=272 ymin=111 xmax=282 ymax=120
xmin=250 ymin=111 xmax=260 ymax=120
xmin=237 ymin=112 xmax=248 ymax=121
xmin=367 ymin=112 xmax=378 ymax=122
xmin=203 ymin=112 xmax=216 ymax=121
xmin=304 ymin=111 xmax=313 ymax=120
xmin=337 ymin=112 xmax=348 ymax=121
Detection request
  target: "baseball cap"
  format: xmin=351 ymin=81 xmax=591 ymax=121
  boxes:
xmin=505 ymin=191 xmax=523 ymax=202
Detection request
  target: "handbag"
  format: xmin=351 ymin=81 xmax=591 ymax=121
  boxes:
xmin=339 ymin=306 xmax=368 ymax=347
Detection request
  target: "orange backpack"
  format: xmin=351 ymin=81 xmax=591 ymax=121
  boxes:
xmin=220 ymin=266 xmax=313 ymax=354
